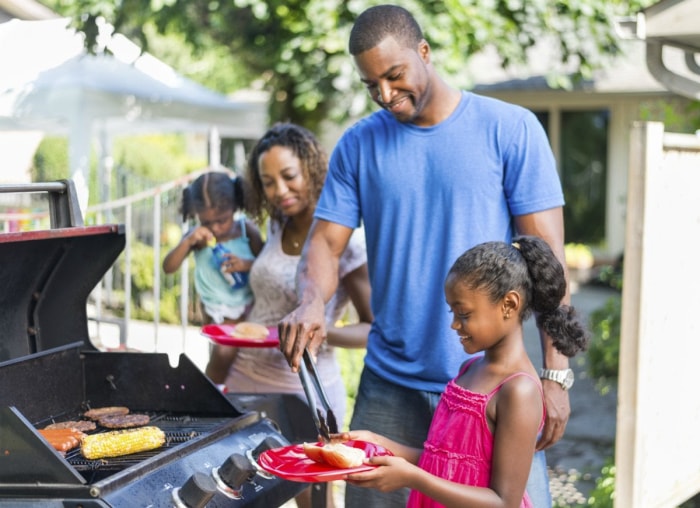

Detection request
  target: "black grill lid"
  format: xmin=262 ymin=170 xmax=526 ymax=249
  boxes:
xmin=0 ymin=181 xmax=125 ymax=363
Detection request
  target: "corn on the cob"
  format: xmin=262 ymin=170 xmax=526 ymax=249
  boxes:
xmin=81 ymin=426 xmax=166 ymax=459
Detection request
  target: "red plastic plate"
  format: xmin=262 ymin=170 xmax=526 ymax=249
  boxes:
xmin=257 ymin=440 xmax=393 ymax=482
xmin=200 ymin=324 xmax=280 ymax=348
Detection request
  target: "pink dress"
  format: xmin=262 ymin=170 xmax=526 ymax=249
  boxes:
xmin=406 ymin=359 xmax=545 ymax=508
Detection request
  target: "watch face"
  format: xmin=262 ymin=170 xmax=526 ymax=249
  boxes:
xmin=563 ymin=369 xmax=574 ymax=389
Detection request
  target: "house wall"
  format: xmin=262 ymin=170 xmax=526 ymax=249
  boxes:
xmin=475 ymin=89 xmax=673 ymax=260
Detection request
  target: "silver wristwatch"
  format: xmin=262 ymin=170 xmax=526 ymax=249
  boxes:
xmin=539 ymin=368 xmax=574 ymax=390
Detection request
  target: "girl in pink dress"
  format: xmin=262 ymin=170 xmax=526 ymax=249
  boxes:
xmin=339 ymin=235 xmax=589 ymax=507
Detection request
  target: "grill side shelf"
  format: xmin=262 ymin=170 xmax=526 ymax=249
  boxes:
xmin=0 ymin=406 xmax=85 ymax=485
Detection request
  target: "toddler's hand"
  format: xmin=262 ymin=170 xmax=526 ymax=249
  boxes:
xmin=222 ymin=254 xmax=253 ymax=273
xmin=186 ymin=226 xmax=213 ymax=249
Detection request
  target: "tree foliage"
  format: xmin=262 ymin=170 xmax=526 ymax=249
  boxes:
xmin=46 ymin=0 xmax=650 ymax=131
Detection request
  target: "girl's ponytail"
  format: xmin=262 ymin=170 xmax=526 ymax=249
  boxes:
xmin=180 ymin=186 xmax=193 ymax=222
xmin=513 ymin=235 xmax=589 ymax=357
xmin=231 ymin=175 xmax=252 ymax=215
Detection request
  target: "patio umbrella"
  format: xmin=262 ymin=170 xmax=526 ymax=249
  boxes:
xmin=0 ymin=18 xmax=268 ymax=211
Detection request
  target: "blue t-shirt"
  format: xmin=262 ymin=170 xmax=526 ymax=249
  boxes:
xmin=315 ymin=91 xmax=564 ymax=393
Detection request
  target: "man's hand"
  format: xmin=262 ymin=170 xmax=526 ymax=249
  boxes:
xmin=536 ymin=381 xmax=570 ymax=450
xmin=278 ymin=298 xmax=327 ymax=373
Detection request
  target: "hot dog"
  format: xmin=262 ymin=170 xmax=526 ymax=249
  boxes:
xmin=38 ymin=428 xmax=87 ymax=452
xmin=303 ymin=442 xmax=366 ymax=468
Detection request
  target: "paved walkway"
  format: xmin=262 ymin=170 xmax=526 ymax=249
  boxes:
xmin=89 ymin=282 xmax=618 ymax=507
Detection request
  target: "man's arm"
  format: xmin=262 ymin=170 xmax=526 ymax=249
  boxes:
xmin=278 ymin=219 xmax=353 ymax=372
xmin=513 ymin=207 xmax=571 ymax=450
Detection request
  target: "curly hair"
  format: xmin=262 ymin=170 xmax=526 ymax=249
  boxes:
xmin=349 ymin=4 xmax=424 ymax=55
xmin=448 ymin=235 xmax=589 ymax=358
xmin=244 ymin=122 xmax=328 ymax=225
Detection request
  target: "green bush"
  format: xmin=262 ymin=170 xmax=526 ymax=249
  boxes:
xmin=112 ymin=236 xmax=191 ymax=325
xmin=586 ymin=460 xmax=616 ymax=508
xmin=337 ymin=348 xmax=365 ymax=431
xmin=31 ymin=137 xmax=69 ymax=182
xmin=586 ymin=295 xmax=621 ymax=395
xmin=583 ymin=260 xmax=621 ymax=502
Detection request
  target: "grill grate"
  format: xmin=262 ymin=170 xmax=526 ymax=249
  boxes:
xmin=59 ymin=412 xmax=230 ymax=477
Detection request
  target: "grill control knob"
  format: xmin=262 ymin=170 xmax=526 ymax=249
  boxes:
xmin=172 ymin=471 xmax=218 ymax=508
xmin=251 ymin=435 xmax=287 ymax=458
xmin=214 ymin=453 xmax=256 ymax=496
xmin=246 ymin=435 xmax=289 ymax=480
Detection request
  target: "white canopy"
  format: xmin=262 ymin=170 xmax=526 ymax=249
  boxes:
xmin=0 ymin=18 xmax=268 ymax=210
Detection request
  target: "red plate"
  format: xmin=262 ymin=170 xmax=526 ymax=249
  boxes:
xmin=257 ymin=440 xmax=393 ymax=482
xmin=200 ymin=324 xmax=280 ymax=348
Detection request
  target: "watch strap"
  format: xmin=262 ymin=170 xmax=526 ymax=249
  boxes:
xmin=539 ymin=368 xmax=574 ymax=390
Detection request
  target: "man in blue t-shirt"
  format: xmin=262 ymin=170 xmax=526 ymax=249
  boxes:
xmin=279 ymin=5 xmax=573 ymax=508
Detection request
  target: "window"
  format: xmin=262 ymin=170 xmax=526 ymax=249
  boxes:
xmin=532 ymin=109 xmax=609 ymax=245
xmin=560 ymin=110 xmax=608 ymax=245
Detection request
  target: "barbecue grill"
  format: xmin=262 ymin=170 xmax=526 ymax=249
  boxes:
xmin=0 ymin=181 xmax=319 ymax=507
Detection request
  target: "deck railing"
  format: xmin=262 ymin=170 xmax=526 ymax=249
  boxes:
xmin=0 ymin=171 xmax=210 ymax=352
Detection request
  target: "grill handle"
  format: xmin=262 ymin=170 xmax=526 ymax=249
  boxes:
xmin=0 ymin=179 xmax=83 ymax=228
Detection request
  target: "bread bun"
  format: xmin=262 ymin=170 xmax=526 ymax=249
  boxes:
xmin=303 ymin=442 xmax=366 ymax=468
xmin=231 ymin=322 xmax=269 ymax=340
xmin=302 ymin=442 xmax=325 ymax=463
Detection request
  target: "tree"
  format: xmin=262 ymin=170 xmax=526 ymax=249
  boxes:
xmin=46 ymin=0 xmax=651 ymax=132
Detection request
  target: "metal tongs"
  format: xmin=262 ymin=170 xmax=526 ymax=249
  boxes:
xmin=298 ymin=348 xmax=339 ymax=443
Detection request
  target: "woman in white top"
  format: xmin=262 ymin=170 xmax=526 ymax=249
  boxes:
xmin=225 ymin=123 xmax=372 ymax=508
xmin=224 ymin=122 xmax=373 ymax=432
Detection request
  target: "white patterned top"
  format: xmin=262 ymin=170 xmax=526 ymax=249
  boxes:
xmin=224 ymin=220 xmax=367 ymax=424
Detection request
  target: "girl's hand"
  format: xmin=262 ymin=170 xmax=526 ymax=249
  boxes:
xmin=345 ymin=455 xmax=417 ymax=492
xmin=222 ymin=254 xmax=253 ymax=273
xmin=186 ymin=226 xmax=213 ymax=249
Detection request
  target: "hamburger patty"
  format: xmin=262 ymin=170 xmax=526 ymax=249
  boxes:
xmin=84 ymin=406 xmax=130 ymax=420
xmin=44 ymin=420 xmax=97 ymax=432
xmin=98 ymin=413 xmax=151 ymax=429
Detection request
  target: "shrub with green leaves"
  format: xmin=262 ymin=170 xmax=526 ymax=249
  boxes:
xmin=586 ymin=295 xmax=621 ymax=395
xmin=586 ymin=460 xmax=616 ymax=508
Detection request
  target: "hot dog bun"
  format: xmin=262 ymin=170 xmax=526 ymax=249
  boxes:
xmin=231 ymin=322 xmax=269 ymax=340
xmin=302 ymin=442 xmax=325 ymax=463
xmin=303 ymin=442 xmax=366 ymax=468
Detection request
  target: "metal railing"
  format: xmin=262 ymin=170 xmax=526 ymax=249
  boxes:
xmin=0 ymin=171 xmax=210 ymax=352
